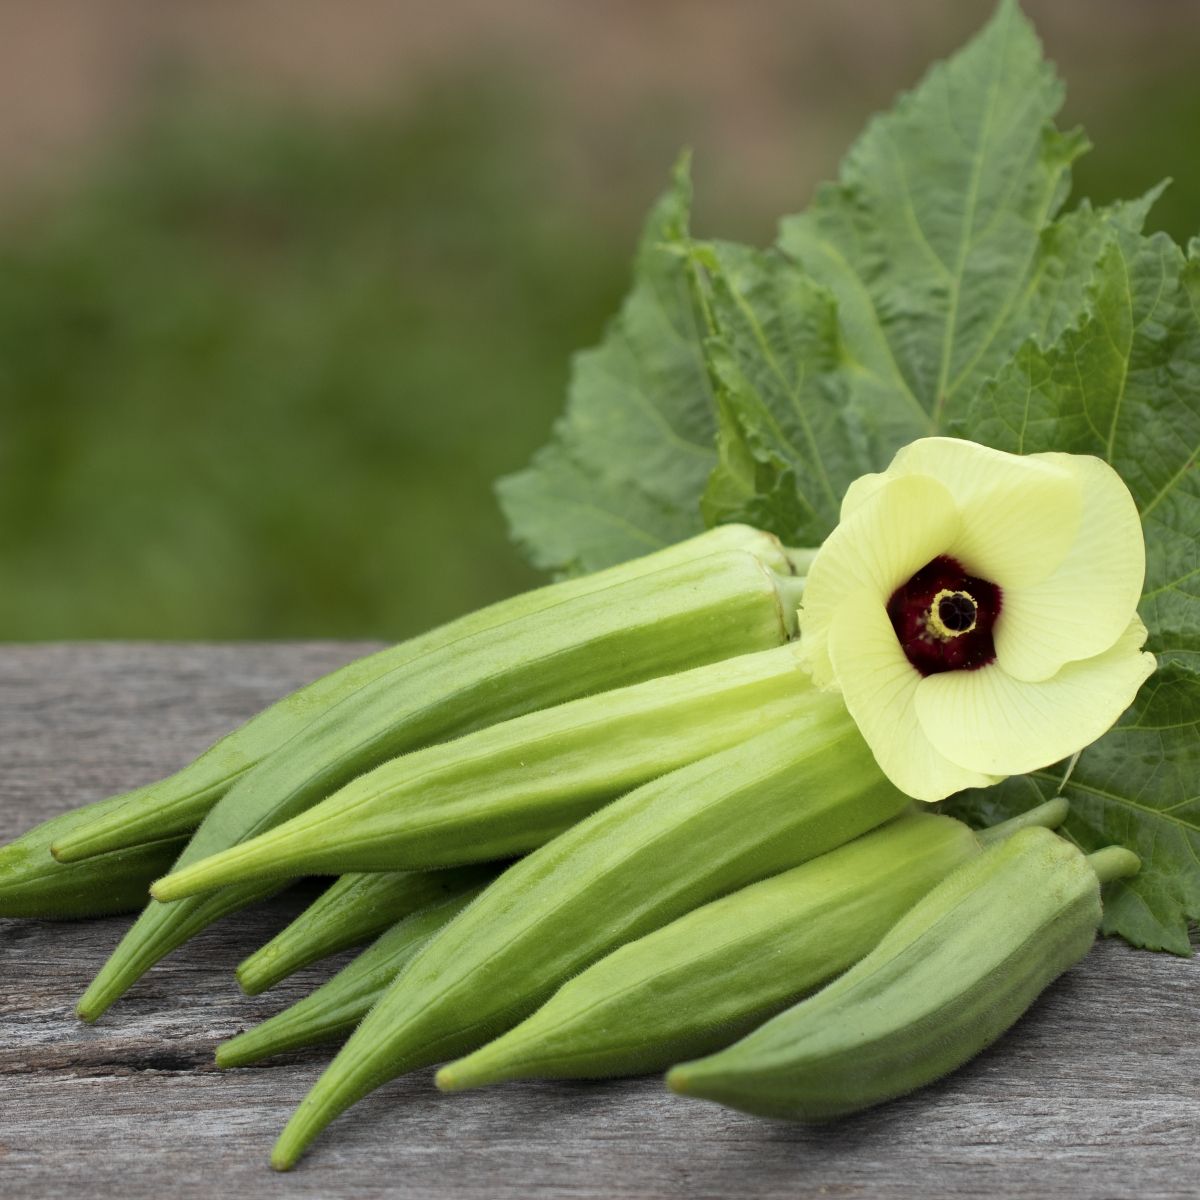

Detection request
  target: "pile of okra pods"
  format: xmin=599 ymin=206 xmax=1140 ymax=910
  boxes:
xmin=1 ymin=433 xmax=1151 ymax=1167
xmin=5 ymin=1 xmax=1189 ymax=1169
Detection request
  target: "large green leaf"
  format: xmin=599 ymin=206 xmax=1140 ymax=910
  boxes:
xmin=503 ymin=1 xmax=1153 ymax=567
xmin=950 ymin=227 xmax=1200 ymax=952
xmin=692 ymin=241 xmax=873 ymax=547
xmin=777 ymin=0 xmax=1095 ymax=458
xmin=718 ymin=0 xmax=1156 ymax=541
xmin=496 ymin=157 xmax=715 ymax=576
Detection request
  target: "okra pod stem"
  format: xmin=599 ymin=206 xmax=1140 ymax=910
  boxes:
xmin=153 ymin=642 xmax=817 ymax=900
xmin=79 ymin=546 xmax=797 ymax=1020
xmin=1085 ymin=846 xmax=1141 ymax=884
xmin=235 ymin=865 xmax=498 ymax=996
xmin=974 ymin=797 xmax=1070 ymax=845
xmin=271 ymin=704 xmax=907 ymax=1169
xmin=53 ymin=524 xmax=794 ymax=863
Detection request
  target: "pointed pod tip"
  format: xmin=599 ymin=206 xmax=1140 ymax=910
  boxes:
xmin=75 ymin=999 xmax=101 ymax=1025
xmin=270 ymin=1149 xmax=297 ymax=1174
xmin=50 ymin=829 xmax=123 ymax=863
xmin=271 ymin=1127 xmax=305 ymax=1172
xmin=216 ymin=1033 xmax=276 ymax=1069
xmin=272 ymin=1101 xmax=333 ymax=1173
xmin=148 ymin=876 xmax=178 ymax=903
xmin=436 ymin=1049 xmax=526 ymax=1092
xmin=435 ymin=1063 xmax=489 ymax=1093
xmin=272 ymin=1115 xmax=325 ymax=1172
xmin=234 ymin=964 xmax=269 ymax=997
xmin=664 ymin=1067 xmax=691 ymax=1095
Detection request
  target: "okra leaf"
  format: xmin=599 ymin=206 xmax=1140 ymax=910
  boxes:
xmin=692 ymin=241 xmax=874 ymax=547
xmin=496 ymin=157 xmax=716 ymax=576
xmin=503 ymin=1 xmax=1155 ymax=574
xmin=948 ymin=228 xmax=1200 ymax=953
xmin=776 ymin=0 xmax=1095 ymax=460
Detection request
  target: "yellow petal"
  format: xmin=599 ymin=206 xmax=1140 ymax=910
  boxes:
xmin=914 ymin=617 xmax=1156 ymax=776
xmin=828 ymin=588 xmax=1000 ymax=802
xmin=838 ymin=470 xmax=889 ymax=521
xmin=995 ymin=452 xmax=1146 ymax=682
xmin=799 ymin=475 xmax=962 ymax=687
xmin=890 ymin=437 xmax=1082 ymax=588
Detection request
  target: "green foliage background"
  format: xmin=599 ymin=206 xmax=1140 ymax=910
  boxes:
xmin=0 ymin=87 xmax=638 ymax=640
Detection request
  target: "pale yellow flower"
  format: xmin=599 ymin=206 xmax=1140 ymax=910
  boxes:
xmin=798 ymin=438 xmax=1155 ymax=802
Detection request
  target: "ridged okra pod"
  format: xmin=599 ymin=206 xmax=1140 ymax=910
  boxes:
xmin=271 ymin=703 xmax=909 ymax=1170
xmin=437 ymin=801 xmax=1070 ymax=1089
xmin=79 ymin=545 xmax=800 ymax=1020
xmin=0 ymin=792 xmax=186 ymax=919
xmin=668 ymin=826 xmax=1140 ymax=1122
xmin=54 ymin=524 xmax=791 ymax=864
xmin=217 ymin=887 xmax=489 ymax=1068
xmin=236 ymin=865 xmax=499 ymax=996
xmin=154 ymin=642 xmax=818 ymax=900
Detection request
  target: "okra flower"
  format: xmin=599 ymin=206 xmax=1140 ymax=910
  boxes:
xmin=798 ymin=438 xmax=1155 ymax=802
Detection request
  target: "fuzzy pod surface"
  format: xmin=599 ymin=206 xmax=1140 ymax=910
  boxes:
xmin=235 ymin=865 xmax=499 ymax=995
xmin=0 ymin=791 xmax=187 ymax=920
xmin=667 ymin=826 xmax=1140 ymax=1121
xmin=271 ymin=701 xmax=908 ymax=1169
xmin=218 ymin=887 xmax=489 ymax=1068
xmin=155 ymin=642 xmax=817 ymax=898
xmin=54 ymin=525 xmax=791 ymax=864
xmin=437 ymin=810 xmax=977 ymax=1088
xmin=79 ymin=542 xmax=799 ymax=1020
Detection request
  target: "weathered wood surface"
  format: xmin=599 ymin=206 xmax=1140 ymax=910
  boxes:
xmin=1 ymin=642 xmax=1196 ymax=1200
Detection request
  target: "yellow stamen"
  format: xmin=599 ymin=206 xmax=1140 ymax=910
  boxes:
xmin=927 ymin=588 xmax=977 ymax=639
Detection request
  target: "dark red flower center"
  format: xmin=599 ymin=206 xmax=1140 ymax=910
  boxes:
xmin=887 ymin=555 xmax=1002 ymax=677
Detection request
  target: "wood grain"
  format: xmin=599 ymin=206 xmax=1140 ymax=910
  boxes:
xmin=1 ymin=642 xmax=1196 ymax=1199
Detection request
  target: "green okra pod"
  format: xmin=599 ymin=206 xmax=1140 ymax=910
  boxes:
xmin=54 ymin=523 xmax=793 ymax=864
xmin=0 ymin=791 xmax=187 ymax=920
xmin=271 ymin=702 xmax=909 ymax=1170
xmin=217 ymin=886 xmax=489 ymax=1068
xmin=236 ymin=865 xmax=499 ymax=996
xmin=667 ymin=826 xmax=1140 ymax=1122
xmin=154 ymin=642 xmax=818 ymax=900
xmin=79 ymin=545 xmax=800 ymax=1021
xmin=436 ymin=800 xmax=1070 ymax=1090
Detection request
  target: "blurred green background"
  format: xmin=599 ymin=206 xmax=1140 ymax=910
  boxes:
xmin=1 ymin=0 xmax=1197 ymax=641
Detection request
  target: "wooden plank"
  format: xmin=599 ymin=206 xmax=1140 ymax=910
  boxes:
xmin=1 ymin=642 xmax=1196 ymax=1199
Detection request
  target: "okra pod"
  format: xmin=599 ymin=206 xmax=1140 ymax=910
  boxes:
xmin=236 ymin=865 xmax=498 ymax=996
xmin=271 ymin=704 xmax=908 ymax=1169
xmin=0 ymin=791 xmax=186 ymax=919
xmin=154 ymin=642 xmax=817 ymax=900
xmin=53 ymin=524 xmax=793 ymax=863
xmin=667 ymin=826 xmax=1140 ymax=1121
xmin=79 ymin=546 xmax=799 ymax=1021
xmin=436 ymin=800 xmax=1070 ymax=1089
xmin=217 ymin=886 xmax=489 ymax=1068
